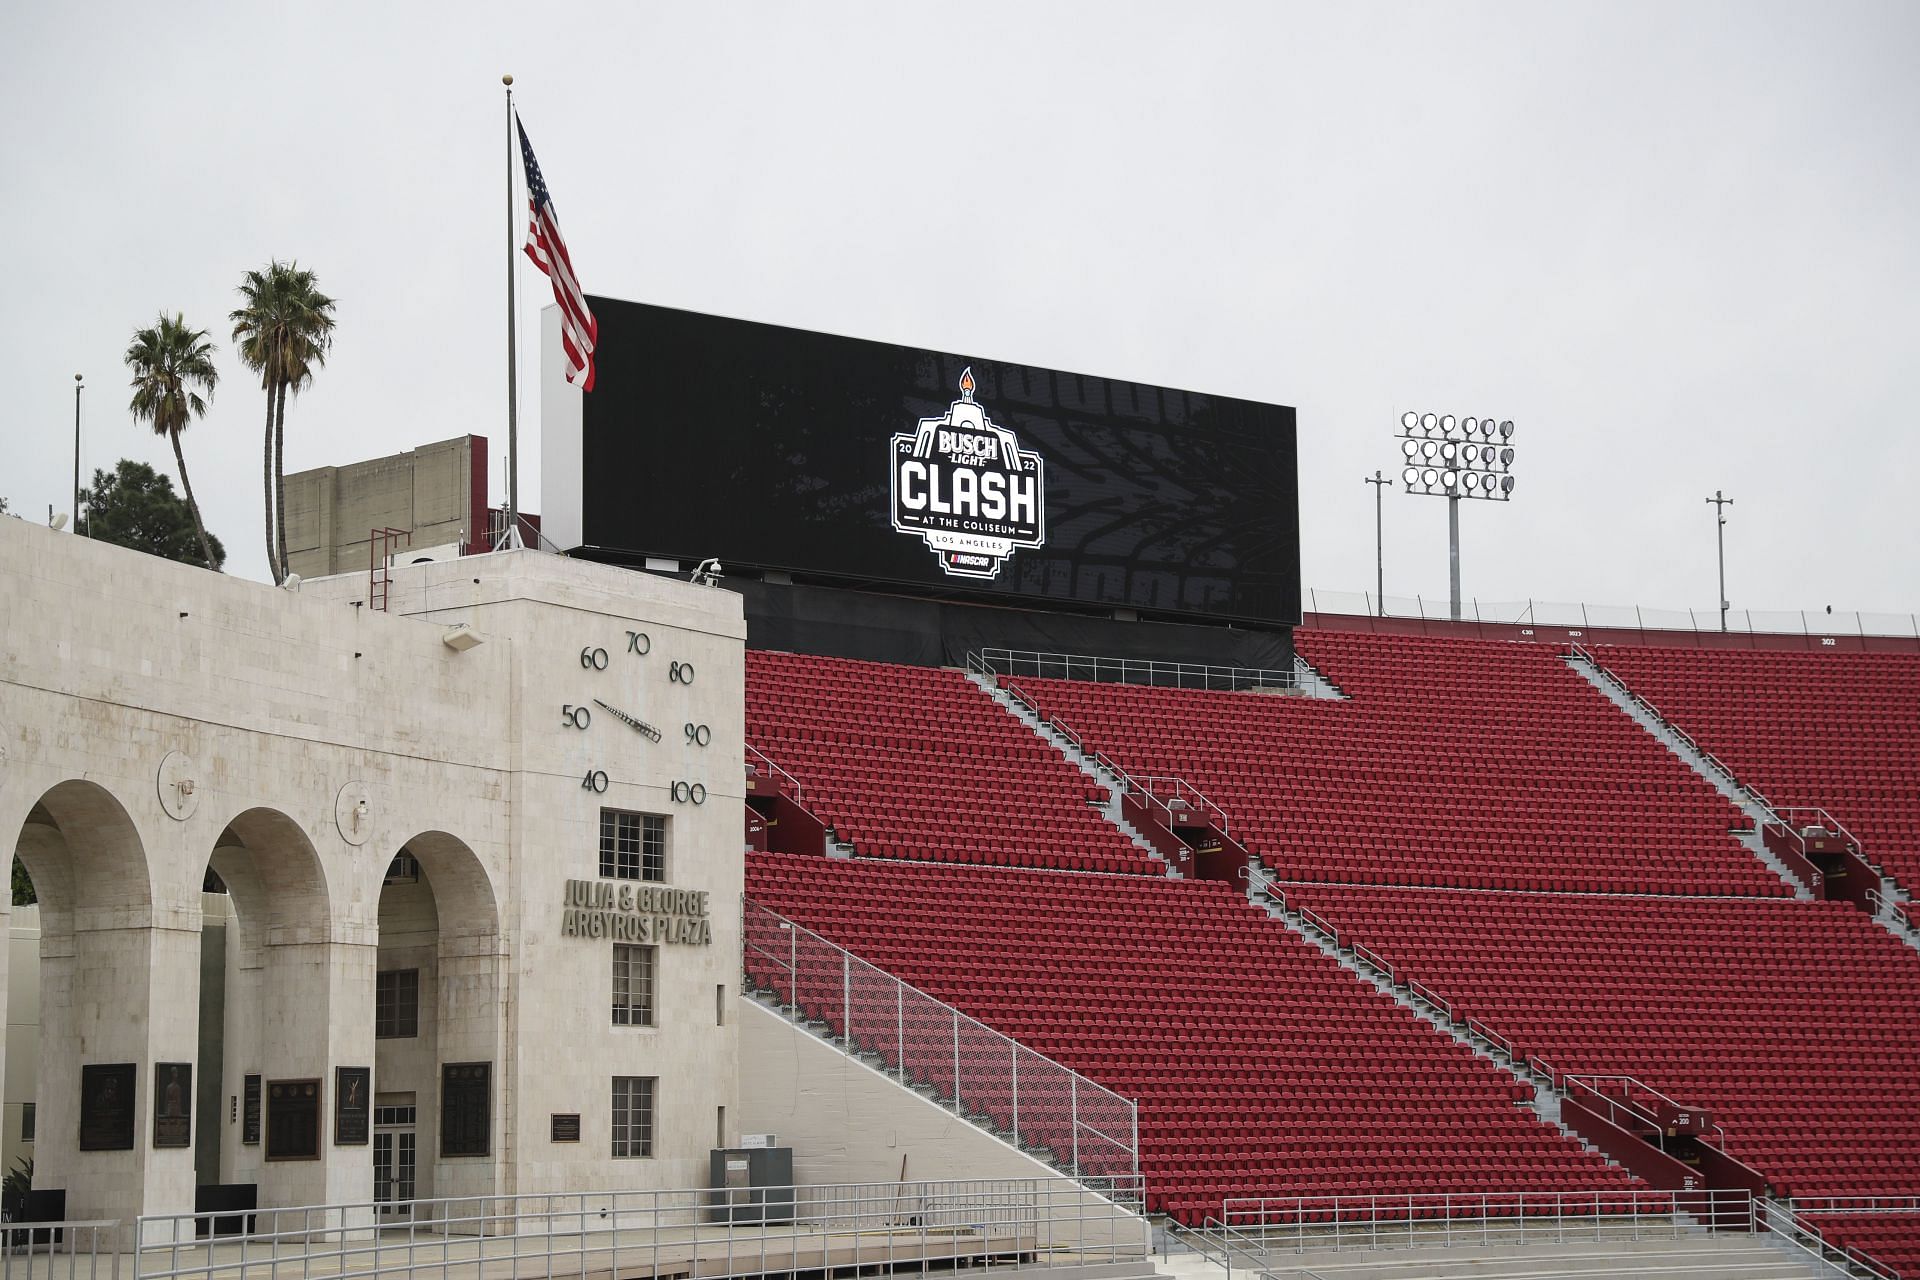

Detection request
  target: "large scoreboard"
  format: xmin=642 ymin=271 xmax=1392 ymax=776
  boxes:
xmin=542 ymin=299 xmax=1299 ymax=628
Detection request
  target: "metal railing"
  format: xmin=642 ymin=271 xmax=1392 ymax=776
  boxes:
xmin=1755 ymin=1197 xmax=1902 ymax=1279
xmin=741 ymin=900 xmax=1140 ymax=1188
xmin=744 ymin=744 xmax=805 ymax=808
xmin=1 ymin=1221 xmax=119 ymax=1280
xmin=968 ymin=648 xmax=1300 ymax=692
xmin=130 ymin=1178 xmax=1148 ymax=1280
xmin=1306 ymin=588 xmax=1920 ymax=641
xmin=1561 ymin=1075 xmax=1730 ymax=1155
xmin=1126 ymin=775 xmax=1232 ymax=837
xmin=483 ymin=509 xmax=565 ymax=554
xmin=1217 ymin=1189 xmax=1753 ymax=1255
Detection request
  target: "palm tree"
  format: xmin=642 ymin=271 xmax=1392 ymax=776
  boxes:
xmin=231 ymin=262 xmax=336 ymax=583
xmin=124 ymin=313 xmax=220 ymax=570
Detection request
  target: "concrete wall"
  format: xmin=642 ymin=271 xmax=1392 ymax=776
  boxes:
xmin=283 ymin=435 xmax=485 ymax=580
xmin=737 ymin=1001 xmax=1145 ymax=1253
xmin=0 ymin=516 xmax=744 ymax=1228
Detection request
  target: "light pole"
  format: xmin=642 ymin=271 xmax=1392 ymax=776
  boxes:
xmin=1393 ymin=412 xmax=1517 ymax=621
xmin=1365 ymin=470 xmax=1389 ymax=614
xmin=1707 ymin=489 xmax=1733 ymax=631
xmin=72 ymin=374 xmax=83 ymax=534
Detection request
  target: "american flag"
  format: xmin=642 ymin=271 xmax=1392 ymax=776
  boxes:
xmin=517 ymin=114 xmax=597 ymax=391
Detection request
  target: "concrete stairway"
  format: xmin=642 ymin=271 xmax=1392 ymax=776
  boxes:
xmin=1241 ymin=867 xmax=1599 ymax=1149
xmin=1562 ymin=648 xmax=1811 ymax=900
xmin=968 ymin=671 xmax=1182 ymax=877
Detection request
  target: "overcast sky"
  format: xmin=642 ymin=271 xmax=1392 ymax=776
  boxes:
xmin=4 ymin=1 xmax=1917 ymax=617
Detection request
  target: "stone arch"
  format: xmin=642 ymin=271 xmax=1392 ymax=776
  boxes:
xmin=15 ymin=779 xmax=153 ymax=928
xmin=214 ymin=807 xmax=333 ymax=946
xmin=199 ymin=807 xmax=344 ymax=1206
xmin=399 ymin=831 xmax=502 ymax=956
xmin=373 ymin=831 xmax=503 ymax=1205
xmin=8 ymin=779 xmax=183 ymax=1223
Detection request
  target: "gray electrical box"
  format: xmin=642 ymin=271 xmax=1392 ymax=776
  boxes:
xmin=707 ymin=1146 xmax=795 ymax=1224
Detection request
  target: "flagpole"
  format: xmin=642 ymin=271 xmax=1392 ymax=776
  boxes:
xmin=503 ymin=72 xmax=521 ymax=549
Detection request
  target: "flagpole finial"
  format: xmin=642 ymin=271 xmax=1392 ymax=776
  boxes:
xmin=502 ymin=73 xmax=513 ymax=86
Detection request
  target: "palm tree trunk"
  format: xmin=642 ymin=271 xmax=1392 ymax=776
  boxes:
xmin=274 ymin=377 xmax=290 ymax=583
xmin=263 ymin=381 xmax=279 ymax=582
xmin=171 ymin=430 xmax=218 ymax=570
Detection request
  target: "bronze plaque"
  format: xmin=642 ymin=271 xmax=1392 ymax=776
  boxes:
xmin=440 ymin=1062 xmax=490 ymax=1157
xmin=242 ymin=1075 xmax=261 ymax=1145
xmin=550 ymin=1113 xmax=581 ymax=1143
xmin=153 ymin=1062 xmax=193 ymax=1148
xmin=266 ymin=1078 xmax=322 ymax=1161
xmin=79 ymin=1063 xmax=136 ymax=1151
xmin=334 ymin=1067 xmax=370 ymax=1146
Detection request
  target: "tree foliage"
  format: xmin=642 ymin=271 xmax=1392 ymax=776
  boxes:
xmin=11 ymin=857 xmax=33 ymax=907
xmin=80 ymin=459 xmax=226 ymax=569
xmin=231 ymin=262 xmax=337 ymax=582
xmin=124 ymin=312 xmax=221 ymax=569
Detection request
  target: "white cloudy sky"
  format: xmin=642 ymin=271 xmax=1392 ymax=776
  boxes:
xmin=3 ymin=1 xmax=1917 ymax=617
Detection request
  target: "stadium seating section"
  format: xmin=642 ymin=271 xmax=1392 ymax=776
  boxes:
xmin=1277 ymin=884 xmax=1920 ymax=1196
xmin=746 ymin=851 xmax=1634 ymax=1221
xmin=743 ymin=630 xmax=1920 ymax=1267
xmin=1006 ymin=631 xmax=1785 ymax=895
xmin=1593 ymin=645 xmax=1920 ymax=890
xmin=747 ymin=650 xmax=1161 ymax=875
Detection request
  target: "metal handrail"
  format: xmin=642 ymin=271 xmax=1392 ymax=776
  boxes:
xmin=1562 ymin=1074 xmax=1730 ymax=1153
xmin=744 ymin=743 xmax=805 ymax=808
xmin=1754 ymin=1197 xmax=1901 ymax=1280
xmin=1406 ymin=979 xmax=1456 ymax=1022
xmin=1351 ymin=943 xmax=1395 ymax=983
xmin=0 ymin=1220 xmax=121 ymax=1280
xmin=742 ymin=898 xmax=1140 ymax=1186
xmin=132 ymin=1178 xmax=1150 ymax=1280
xmin=1219 ymin=1188 xmax=1755 ymax=1255
xmin=970 ymin=647 xmax=1301 ymax=692
xmin=1466 ymin=1018 xmax=1514 ymax=1060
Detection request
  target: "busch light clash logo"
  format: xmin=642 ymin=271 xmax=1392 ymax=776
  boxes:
xmin=890 ymin=368 xmax=1046 ymax=580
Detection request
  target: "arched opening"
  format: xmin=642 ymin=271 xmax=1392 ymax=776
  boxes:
xmin=7 ymin=781 xmax=164 ymax=1224
xmin=195 ymin=807 xmax=340 ymax=1211
xmin=373 ymin=832 xmax=502 ymax=1212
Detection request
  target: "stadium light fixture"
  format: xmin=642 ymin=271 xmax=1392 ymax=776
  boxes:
xmin=1393 ymin=408 xmax=1520 ymax=622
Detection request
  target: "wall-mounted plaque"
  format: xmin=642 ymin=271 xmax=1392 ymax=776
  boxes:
xmin=266 ymin=1078 xmax=321 ymax=1161
xmin=334 ymin=1067 xmax=371 ymax=1146
xmin=440 ymin=1062 xmax=490 ymax=1157
xmin=79 ymin=1063 xmax=136 ymax=1151
xmin=153 ymin=1062 xmax=192 ymax=1148
xmin=550 ymin=1113 xmax=581 ymax=1143
xmin=242 ymin=1075 xmax=261 ymax=1145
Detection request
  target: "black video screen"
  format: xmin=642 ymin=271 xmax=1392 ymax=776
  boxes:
xmin=580 ymin=300 xmax=1299 ymax=626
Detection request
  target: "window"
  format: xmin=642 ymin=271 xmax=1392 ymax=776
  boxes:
xmin=376 ymin=969 xmax=420 ymax=1039
xmin=611 ymin=1076 xmax=655 ymax=1158
xmin=20 ymin=1102 xmax=34 ymax=1143
xmin=599 ymin=810 xmax=665 ymax=881
xmin=612 ymin=944 xmax=656 ymax=1027
xmin=384 ymin=851 xmax=421 ymax=884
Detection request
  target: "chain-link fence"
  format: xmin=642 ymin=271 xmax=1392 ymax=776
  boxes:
xmin=742 ymin=899 xmax=1139 ymax=1191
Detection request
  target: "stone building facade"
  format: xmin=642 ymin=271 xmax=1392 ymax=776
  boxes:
xmin=0 ymin=517 xmax=744 ymax=1233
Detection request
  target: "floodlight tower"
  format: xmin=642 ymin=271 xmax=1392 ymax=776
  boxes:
xmin=1394 ymin=411 xmax=1517 ymax=621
